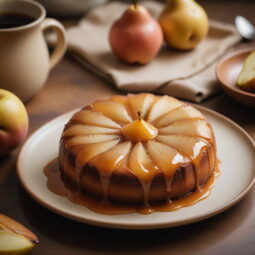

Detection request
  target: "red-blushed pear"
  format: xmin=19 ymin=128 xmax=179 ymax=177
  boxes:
xmin=0 ymin=89 xmax=28 ymax=156
xmin=109 ymin=0 xmax=163 ymax=64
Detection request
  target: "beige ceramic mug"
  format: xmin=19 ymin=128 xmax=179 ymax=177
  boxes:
xmin=0 ymin=0 xmax=67 ymax=102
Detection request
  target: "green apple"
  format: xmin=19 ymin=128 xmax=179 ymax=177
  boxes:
xmin=0 ymin=89 xmax=29 ymax=156
xmin=0 ymin=214 xmax=38 ymax=255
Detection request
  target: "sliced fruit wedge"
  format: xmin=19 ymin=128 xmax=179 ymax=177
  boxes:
xmin=159 ymin=119 xmax=213 ymax=139
xmin=237 ymin=51 xmax=255 ymax=92
xmin=155 ymin=105 xmax=204 ymax=128
xmin=76 ymin=139 xmax=120 ymax=166
xmin=0 ymin=215 xmax=38 ymax=243
xmin=110 ymin=95 xmax=134 ymax=118
xmin=146 ymin=140 xmax=185 ymax=178
xmin=92 ymin=100 xmax=132 ymax=123
xmin=72 ymin=110 xmax=120 ymax=129
xmin=66 ymin=134 xmax=119 ymax=147
xmin=147 ymin=96 xmax=183 ymax=123
xmin=62 ymin=124 xmax=119 ymax=137
xmin=121 ymin=119 xmax=158 ymax=142
xmin=110 ymin=95 xmax=129 ymax=106
xmin=157 ymin=135 xmax=208 ymax=159
xmin=0 ymin=231 xmax=35 ymax=255
xmin=128 ymin=93 xmax=155 ymax=119
xmin=129 ymin=142 xmax=159 ymax=182
xmin=91 ymin=142 xmax=132 ymax=173
xmin=0 ymin=214 xmax=38 ymax=255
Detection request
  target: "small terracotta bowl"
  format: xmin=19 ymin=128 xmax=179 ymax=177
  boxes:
xmin=216 ymin=48 xmax=255 ymax=108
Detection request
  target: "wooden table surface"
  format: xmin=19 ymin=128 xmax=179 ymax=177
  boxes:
xmin=1 ymin=1 xmax=255 ymax=254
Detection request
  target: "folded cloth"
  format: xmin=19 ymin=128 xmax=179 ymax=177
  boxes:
xmin=66 ymin=0 xmax=241 ymax=102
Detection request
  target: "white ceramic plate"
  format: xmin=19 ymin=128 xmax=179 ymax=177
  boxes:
xmin=17 ymin=106 xmax=255 ymax=229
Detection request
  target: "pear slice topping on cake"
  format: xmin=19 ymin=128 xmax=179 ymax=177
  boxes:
xmin=155 ymin=105 xmax=204 ymax=128
xmin=76 ymin=139 xmax=120 ymax=166
xmin=159 ymin=119 xmax=213 ymax=139
xmin=128 ymin=93 xmax=155 ymax=119
xmin=63 ymin=125 xmax=120 ymax=137
xmin=121 ymin=114 xmax=158 ymax=142
xmin=91 ymin=142 xmax=132 ymax=173
xmin=147 ymin=96 xmax=183 ymax=122
xmin=72 ymin=110 xmax=121 ymax=129
xmin=146 ymin=140 xmax=185 ymax=178
xmin=92 ymin=100 xmax=132 ymax=123
xmin=129 ymin=142 xmax=159 ymax=182
xmin=67 ymin=134 xmax=119 ymax=147
xmin=157 ymin=135 xmax=208 ymax=159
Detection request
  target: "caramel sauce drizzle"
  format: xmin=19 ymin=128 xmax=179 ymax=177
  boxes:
xmin=44 ymin=159 xmax=219 ymax=215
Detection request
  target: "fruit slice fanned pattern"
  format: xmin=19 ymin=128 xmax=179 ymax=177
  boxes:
xmin=158 ymin=118 xmax=213 ymax=140
xmin=128 ymin=93 xmax=155 ymax=119
xmin=156 ymin=135 xmax=208 ymax=159
xmin=67 ymin=134 xmax=119 ymax=147
xmin=60 ymin=93 xmax=215 ymax=204
xmin=155 ymin=105 xmax=204 ymax=128
xmin=63 ymin=124 xmax=120 ymax=137
xmin=146 ymin=95 xmax=183 ymax=123
xmin=76 ymin=139 xmax=120 ymax=166
xmin=72 ymin=109 xmax=121 ymax=129
xmin=92 ymin=100 xmax=132 ymax=123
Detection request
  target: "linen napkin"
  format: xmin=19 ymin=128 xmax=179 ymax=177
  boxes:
xmin=65 ymin=1 xmax=241 ymax=102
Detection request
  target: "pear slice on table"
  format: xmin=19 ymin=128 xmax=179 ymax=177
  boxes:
xmin=237 ymin=51 xmax=255 ymax=92
xmin=0 ymin=232 xmax=35 ymax=255
xmin=0 ymin=214 xmax=39 ymax=255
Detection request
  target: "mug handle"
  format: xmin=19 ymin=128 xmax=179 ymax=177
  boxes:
xmin=42 ymin=18 xmax=67 ymax=70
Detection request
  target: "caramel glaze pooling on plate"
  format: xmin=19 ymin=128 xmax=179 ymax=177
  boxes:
xmin=57 ymin=93 xmax=217 ymax=213
xmin=44 ymin=159 xmax=219 ymax=215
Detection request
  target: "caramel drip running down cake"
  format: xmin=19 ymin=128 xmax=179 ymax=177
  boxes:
xmin=59 ymin=93 xmax=216 ymax=208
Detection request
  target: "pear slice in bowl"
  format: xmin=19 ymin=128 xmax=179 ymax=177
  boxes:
xmin=237 ymin=51 xmax=255 ymax=92
xmin=216 ymin=48 xmax=255 ymax=108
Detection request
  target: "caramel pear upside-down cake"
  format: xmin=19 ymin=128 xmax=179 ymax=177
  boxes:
xmin=59 ymin=93 xmax=216 ymax=206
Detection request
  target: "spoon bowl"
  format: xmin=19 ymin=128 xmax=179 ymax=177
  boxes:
xmin=235 ymin=16 xmax=255 ymax=41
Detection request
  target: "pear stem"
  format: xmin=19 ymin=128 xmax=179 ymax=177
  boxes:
xmin=137 ymin=111 xmax=141 ymax=120
xmin=132 ymin=0 xmax=138 ymax=8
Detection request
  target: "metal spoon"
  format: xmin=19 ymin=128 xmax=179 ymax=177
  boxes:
xmin=235 ymin=16 xmax=255 ymax=40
